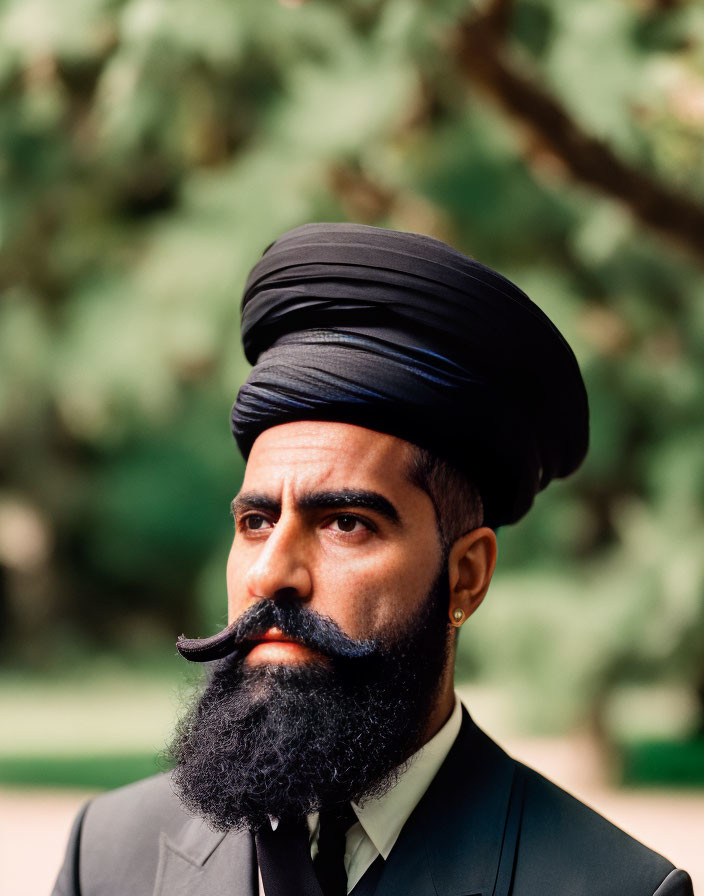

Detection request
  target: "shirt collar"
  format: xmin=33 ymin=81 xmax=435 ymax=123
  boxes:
xmin=350 ymin=693 xmax=463 ymax=860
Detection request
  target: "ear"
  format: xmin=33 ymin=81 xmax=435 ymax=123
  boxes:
xmin=446 ymin=527 xmax=497 ymax=628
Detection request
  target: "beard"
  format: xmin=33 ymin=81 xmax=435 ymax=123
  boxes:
xmin=168 ymin=565 xmax=451 ymax=832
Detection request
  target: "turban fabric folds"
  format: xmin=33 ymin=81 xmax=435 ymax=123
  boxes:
xmin=232 ymin=223 xmax=589 ymax=529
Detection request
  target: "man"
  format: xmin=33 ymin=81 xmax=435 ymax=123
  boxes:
xmin=53 ymin=223 xmax=693 ymax=896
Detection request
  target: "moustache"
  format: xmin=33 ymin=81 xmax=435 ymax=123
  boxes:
xmin=177 ymin=599 xmax=379 ymax=664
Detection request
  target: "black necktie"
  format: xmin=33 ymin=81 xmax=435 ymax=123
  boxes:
xmin=255 ymin=805 xmax=357 ymax=896
xmin=256 ymin=818 xmax=322 ymax=896
xmin=313 ymin=805 xmax=357 ymax=896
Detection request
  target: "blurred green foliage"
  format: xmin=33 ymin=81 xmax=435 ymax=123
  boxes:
xmin=1 ymin=0 xmax=703 ymax=737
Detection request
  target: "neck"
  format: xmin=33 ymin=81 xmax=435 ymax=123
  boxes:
xmin=419 ymin=662 xmax=456 ymax=747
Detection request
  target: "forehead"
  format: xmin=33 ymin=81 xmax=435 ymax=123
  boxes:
xmin=242 ymin=422 xmax=414 ymax=494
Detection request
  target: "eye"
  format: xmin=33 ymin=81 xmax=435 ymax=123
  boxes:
xmin=328 ymin=514 xmax=369 ymax=534
xmin=242 ymin=514 xmax=273 ymax=531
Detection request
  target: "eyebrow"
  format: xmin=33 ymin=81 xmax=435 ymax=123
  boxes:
xmin=231 ymin=489 xmax=402 ymax=526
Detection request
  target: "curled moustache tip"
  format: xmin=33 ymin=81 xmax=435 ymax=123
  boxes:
xmin=176 ymin=623 xmax=239 ymax=663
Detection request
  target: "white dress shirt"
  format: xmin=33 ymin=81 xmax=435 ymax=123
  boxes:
xmin=258 ymin=694 xmax=463 ymax=895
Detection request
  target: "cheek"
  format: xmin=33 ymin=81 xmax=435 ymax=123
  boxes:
xmin=225 ymin=539 xmax=241 ymax=621
xmin=312 ymin=549 xmax=434 ymax=637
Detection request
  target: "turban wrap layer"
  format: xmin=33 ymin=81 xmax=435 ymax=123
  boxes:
xmin=232 ymin=223 xmax=589 ymax=529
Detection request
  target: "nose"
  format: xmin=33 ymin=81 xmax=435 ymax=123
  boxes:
xmin=243 ymin=517 xmax=313 ymax=603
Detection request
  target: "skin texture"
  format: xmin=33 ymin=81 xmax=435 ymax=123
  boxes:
xmin=227 ymin=421 xmax=497 ymax=745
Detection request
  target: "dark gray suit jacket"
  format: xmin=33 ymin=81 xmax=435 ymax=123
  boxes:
xmin=52 ymin=710 xmax=694 ymax=896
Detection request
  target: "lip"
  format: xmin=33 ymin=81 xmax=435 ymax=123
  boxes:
xmin=248 ymin=627 xmax=302 ymax=646
xmin=244 ymin=627 xmax=319 ymax=665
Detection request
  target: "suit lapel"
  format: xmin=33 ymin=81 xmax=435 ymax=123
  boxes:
xmin=152 ymin=814 xmax=256 ymax=896
xmin=374 ymin=708 xmax=519 ymax=896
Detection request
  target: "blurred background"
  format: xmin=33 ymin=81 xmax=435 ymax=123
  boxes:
xmin=0 ymin=0 xmax=702 ymax=891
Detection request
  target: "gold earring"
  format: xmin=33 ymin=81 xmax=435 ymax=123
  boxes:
xmin=450 ymin=607 xmax=465 ymax=627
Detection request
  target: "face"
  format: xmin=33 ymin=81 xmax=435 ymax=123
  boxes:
xmin=227 ymin=420 xmax=445 ymax=662
xmin=169 ymin=421 xmax=471 ymax=831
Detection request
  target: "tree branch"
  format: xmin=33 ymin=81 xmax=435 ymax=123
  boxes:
xmin=453 ymin=2 xmax=704 ymax=268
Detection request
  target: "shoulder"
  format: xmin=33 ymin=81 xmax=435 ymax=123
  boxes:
xmin=512 ymin=761 xmax=692 ymax=896
xmin=77 ymin=773 xmax=198 ymax=895
xmin=54 ymin=773 xmax=254 ymax=896
xmin=83 ymin=771 xmax=187 ymax=840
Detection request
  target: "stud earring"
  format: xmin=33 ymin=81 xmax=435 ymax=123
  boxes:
xmin=450 ymin=607 xmax=465 ymax=627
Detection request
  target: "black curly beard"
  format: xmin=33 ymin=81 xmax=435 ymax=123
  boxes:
xmin=168 ymin=565 xmax=451 ymax=832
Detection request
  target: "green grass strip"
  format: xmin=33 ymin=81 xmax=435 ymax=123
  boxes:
xmin=620 ymin=738 xmax=704 ymax=788
xmin=0 ymin=753 xmax=173 ymax=791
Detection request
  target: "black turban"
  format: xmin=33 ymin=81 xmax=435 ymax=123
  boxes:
xmin=231 ymin=223 xmax=589 ymax=529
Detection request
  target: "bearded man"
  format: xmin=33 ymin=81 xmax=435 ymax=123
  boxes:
xmin=52 ymin=224 xmax=693 ymax=896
